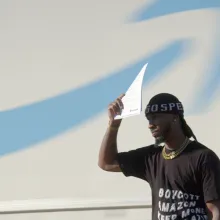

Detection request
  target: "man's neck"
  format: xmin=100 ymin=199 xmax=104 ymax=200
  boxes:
xmin=165 ymin=133 xmax=187 ymax=150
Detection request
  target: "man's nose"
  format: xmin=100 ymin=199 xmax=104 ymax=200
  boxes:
xmin=148 ymin=121 xmax=156 ymax=129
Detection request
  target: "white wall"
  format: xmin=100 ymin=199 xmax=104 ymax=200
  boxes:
xmin=0 ymin=0 xmax=219 ymax=219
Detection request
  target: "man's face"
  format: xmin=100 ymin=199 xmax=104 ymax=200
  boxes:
xmin=146 ymin=113 xmax=174 ymax=146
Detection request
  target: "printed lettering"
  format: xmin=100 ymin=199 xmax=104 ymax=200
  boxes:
xmin=189 ymin=201 xmax=196 ymax=207
xmin=157 ymin=188 xmax=205 ymax=220
xmin=170 ymin=203 xmax=176 ymax=212
xmin=162 ymin=202 xmax=170 ymax=212
xmin=181 ymin=208 xmax=207 ymax=219
xmin=184 ymin=193 xmax=189 ymax=200
xmin=146 ymin=102 xmax=184 ymax=113
xmin=191 ymin=216 xmax=196 ymax=220
xmin=158 ymin=188 xmax=199 ymax=201
xmin=183 ymin=202 xmax=189 ymax=208
xmin=190 ymin=194 xmax=195 ymax=200
xmin=195 ymin=208 xmax=205 ymax=215
xmin=172 ymin=215 xmax=177 ymax=220
xmin=169 ymin=103 xmax=175 ymax=110
xmin=130 ymin=108 xmax=138 ymax=112
xmin=176 ymin=102 xmax=183 ymax=110
xmin=182 ymin=209 xmax=190 ymax=218
xmin=158 ymin=211 xmax=177 ymax=220
xmin=161 ymin=104 xmax=168 ymax=111
xmin=146 ymin=105 xmax=150 ymax=113
xmin=151 ymin=104 xmax=158 ymax=112
xmin=177 ymin=202 xmax=183 ymax=210
xmin=159 ymin=201 xmax=196 ymax=213
xmin=172 ymin=190 xmax=178 ymax=199
xmin=165 ymin=189 xmax=171 ymax=199
xmin=195 ymin=195 xmax=200 ymax=200
xmin=178 ymin=191 xmax=183 ymax=199
xmin=159 ymin=188 xmax=164 ymax=197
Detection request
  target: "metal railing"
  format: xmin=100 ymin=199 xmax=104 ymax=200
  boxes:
xmin=0 ymin=198 xmax=152 ymax=214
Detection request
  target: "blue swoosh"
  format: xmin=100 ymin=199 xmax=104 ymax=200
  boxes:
xmin=0 ymin=1 xmax=219 ymax=156
xmin=190 ymin=15 xmax=220 ymax=114
xmin=0 ymin=40 xmax=188 ymax=156
xmin=130 ymin=0 xmax=220 ymax=115
xmin=130 ymin=0 xmax=219 ymax=22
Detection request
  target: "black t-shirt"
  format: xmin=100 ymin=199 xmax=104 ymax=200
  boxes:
xmin=116 ymin=141 xmax=220 ymax=220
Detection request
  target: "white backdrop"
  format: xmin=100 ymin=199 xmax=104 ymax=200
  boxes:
xmin=0 ymin=0 xmax=219 ymax=217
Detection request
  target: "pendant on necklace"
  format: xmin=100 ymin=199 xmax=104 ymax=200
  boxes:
xmin=170 ymin=152 xmax=175 ymax=159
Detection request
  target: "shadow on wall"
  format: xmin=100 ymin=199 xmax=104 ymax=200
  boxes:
xmin=0 ymin=0 xmax=219 ymax=156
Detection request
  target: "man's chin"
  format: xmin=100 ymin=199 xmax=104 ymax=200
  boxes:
xmin=154 ymin=136 xmax=165 ymax=147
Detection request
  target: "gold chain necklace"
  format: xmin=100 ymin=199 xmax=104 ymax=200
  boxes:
xmin=162 ymin=137 xmax=190 ymax=160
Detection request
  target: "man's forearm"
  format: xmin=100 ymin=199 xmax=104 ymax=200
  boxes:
xmin=98 ymin=125 xmax=121 ymax=171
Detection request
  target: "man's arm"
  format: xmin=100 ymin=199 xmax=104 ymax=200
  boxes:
xmin=201 ymin=150 xmax=220 ymax=220
xmin=98 ymin=124 xmax=121 ymax=172
xmin=98 ymin=93 xmax=154 ymax=182
xmin=98 ymin=94 xmax=124 ymax=172
xmin=98 ymin=121 xmax=152 ymax=180
xmin=206 ymin=201 xmax=220 ymax=220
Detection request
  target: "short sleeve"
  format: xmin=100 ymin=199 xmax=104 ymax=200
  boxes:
xmin=116 ymin=145 xmax=156 ymax=182
xmin=201 ymin=150 xmax=220 ymax=203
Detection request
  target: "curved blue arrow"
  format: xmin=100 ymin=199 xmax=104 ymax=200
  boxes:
xmin=129 ymin=0 xmax=220 ymax=115
xmin=0 ymin=0 xmax=219 ymax=156
xmin=189 ymin=18 xmax=220 ymax=114
xmin=0 ymin=40 xmax=188 ymax=156
xmin=130 ymin=0 xmax=219 ymax=22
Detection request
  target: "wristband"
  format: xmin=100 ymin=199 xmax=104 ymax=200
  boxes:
xmin=108 ymin=125 xmax=119 ymax=131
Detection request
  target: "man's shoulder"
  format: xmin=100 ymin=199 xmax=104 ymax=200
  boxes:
xmin=189 ymin=140 xmax=207 ymax=149
xmin=189 ymin=141 xmax=220 ymax=162
xmin=129 ymin=144 xmax=162 ymax=155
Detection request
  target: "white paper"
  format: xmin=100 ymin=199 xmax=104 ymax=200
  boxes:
xmin=114 ymin=63 xmax=148 ymax=120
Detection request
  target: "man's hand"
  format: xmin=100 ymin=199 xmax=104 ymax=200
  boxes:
xmin=108 ymin=93 xmax=125 ymax=127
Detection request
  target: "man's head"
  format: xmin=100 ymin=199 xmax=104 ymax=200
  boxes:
xmin=145 ymin=93 xmax=196 ymax=146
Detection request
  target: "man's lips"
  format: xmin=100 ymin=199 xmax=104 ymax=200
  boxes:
xmin=151 ymin=129 xmax=160 ymax=136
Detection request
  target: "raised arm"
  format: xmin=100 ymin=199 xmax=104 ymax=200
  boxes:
xmin=98 ymin=93 xmax=154 ymax=183
xmin=98 ymin=94 xmax=124 ymax=172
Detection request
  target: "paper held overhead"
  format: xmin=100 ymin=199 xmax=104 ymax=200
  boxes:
xmin=114 ymin=63 xmax=148 ymax=120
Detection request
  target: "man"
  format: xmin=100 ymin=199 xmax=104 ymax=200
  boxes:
xmin=98 ymin=93 xmax=220 ymax=220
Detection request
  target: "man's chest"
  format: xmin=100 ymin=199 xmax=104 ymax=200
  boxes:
xmin=151 ymin=154 xmax=202 ymax=192
xmin=149 ymin=155 xmax=208 ymax=220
